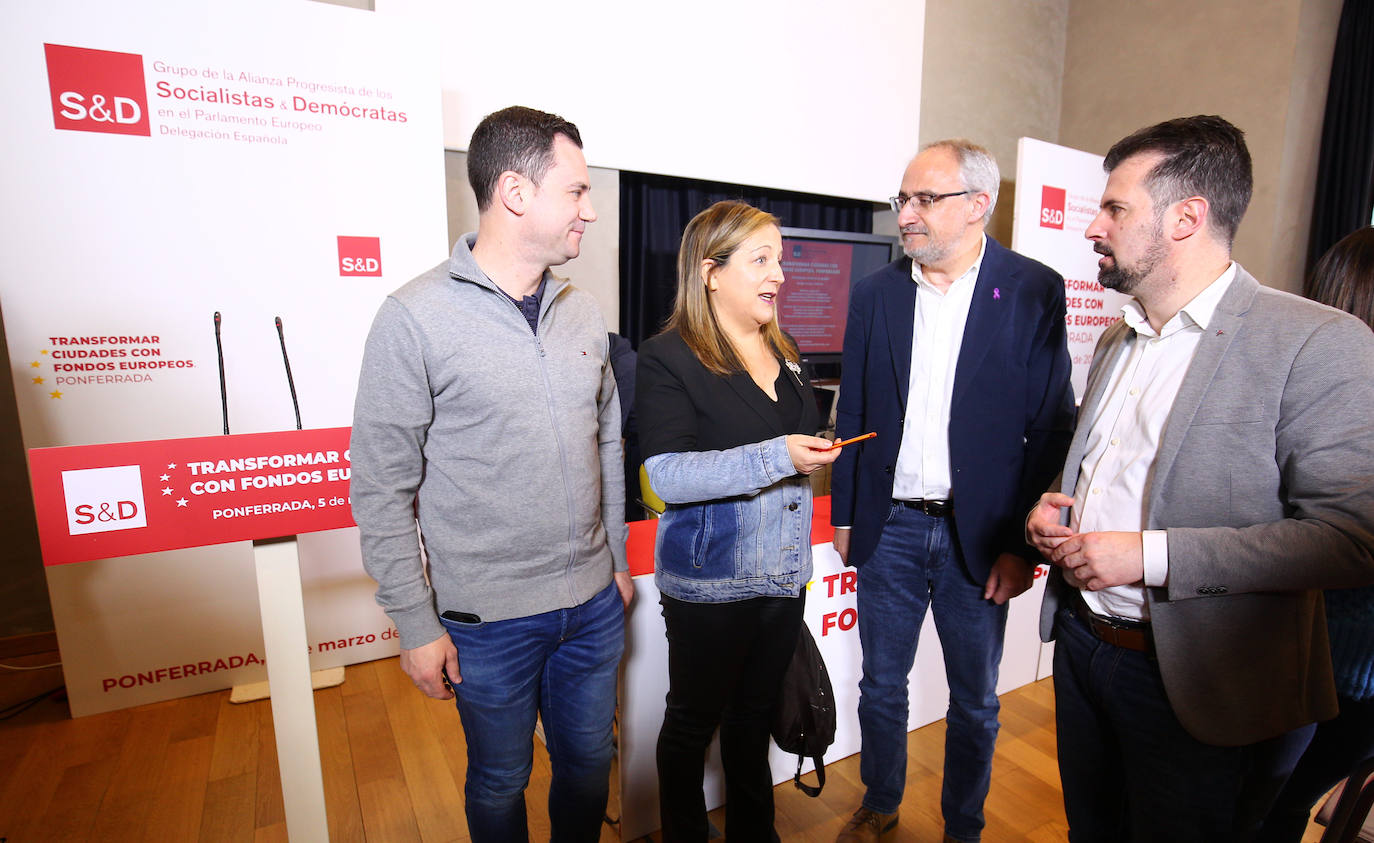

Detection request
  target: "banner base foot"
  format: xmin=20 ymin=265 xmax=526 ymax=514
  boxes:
xmin=229 ymin=666 xmax=345 ymax=704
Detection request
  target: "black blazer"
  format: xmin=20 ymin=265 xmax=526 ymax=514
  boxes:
xmin=636 ymin=330 xmax=819 ymax=460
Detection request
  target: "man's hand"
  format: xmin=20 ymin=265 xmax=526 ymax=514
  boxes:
xmin=983 ymin=552 xmax=1035 ymax=605
xmin=832 ymin=527 xmax=851 ymax=565
xmin=1026 ymin=492 xmax=1076 ymax=558
xmin=1049 ymin=531 xmax=1144 ymax=591
xmin=614 ymin=570 xmax=634 ymax=610
xmin=400 ymin=633 xmax=461 ymax=699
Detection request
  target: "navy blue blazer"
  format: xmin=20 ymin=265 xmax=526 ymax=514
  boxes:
xmin=830 ymin=236 xmax=1075 ymax=581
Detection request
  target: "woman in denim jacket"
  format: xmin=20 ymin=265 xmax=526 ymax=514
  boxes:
xmin=636 ymin=200 xmax=844 ymax=841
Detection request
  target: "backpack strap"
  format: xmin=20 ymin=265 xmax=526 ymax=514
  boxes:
xmin=792 ymin=753 xmax=826 ymax=797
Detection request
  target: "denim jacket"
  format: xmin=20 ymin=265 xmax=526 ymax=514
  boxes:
xmin=646 ymin=435 xmax=813 ymax=602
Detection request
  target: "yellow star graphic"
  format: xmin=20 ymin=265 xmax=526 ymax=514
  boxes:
xmin=49 ymin=391 xmax=62 ymax=399
xmin=30 ymin=361 xmax=40 ymax=368
xmin=805 ymin=579 xmax=816 ymax=591
xmin=32 ymin=377 xmax=43 ymax=385
xmin=40 ymin=349 xmax=49 ymax=355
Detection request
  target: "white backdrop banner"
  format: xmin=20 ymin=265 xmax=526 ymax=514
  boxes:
xmin=1011 ymin=137 xmax=1131 ymax=399
xmin=2 ymin=1 xmax=446 ymax=716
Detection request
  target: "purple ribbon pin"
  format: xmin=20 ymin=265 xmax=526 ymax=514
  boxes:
xmin=993 ymin=287 xmax=1001 ymax=300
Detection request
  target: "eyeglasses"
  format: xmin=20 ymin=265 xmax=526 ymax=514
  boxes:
xmin=888 ymin=191 xmax=970 ymax=213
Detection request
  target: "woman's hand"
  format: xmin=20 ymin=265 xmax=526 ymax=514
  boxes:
xmin=787 ymin=434 xmax=843 ymax=475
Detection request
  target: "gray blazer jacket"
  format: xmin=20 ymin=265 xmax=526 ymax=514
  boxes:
xmin=1039 ymin=265 xmax=1374 ymax=746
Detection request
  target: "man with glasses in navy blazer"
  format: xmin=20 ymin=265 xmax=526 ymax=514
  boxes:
xmin=831 ymin=139 xmax=1075 ymax=843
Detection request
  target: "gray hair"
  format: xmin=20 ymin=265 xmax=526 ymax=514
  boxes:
xmin=924 ymin=139 xmax=1000 ymax=226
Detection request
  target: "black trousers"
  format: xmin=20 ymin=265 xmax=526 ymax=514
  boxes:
xmin=1053 ymin=605 xmax=1315 ymax=842
xmin=655 ymin=592 xmax=805 ymax=843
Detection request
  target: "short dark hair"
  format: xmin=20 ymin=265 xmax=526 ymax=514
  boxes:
xmin=1103 ymin=115 xmax=1253 ymax=246
xmin=467 ymin=106 xmax=583 ymax=212
xmin=1306 ymin=226 xmax=1374 ymax=330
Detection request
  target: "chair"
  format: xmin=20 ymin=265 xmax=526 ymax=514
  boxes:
xmin=1318 ymin=757 xmax=1374 ymax=843
xmin=638 ymin=463 xmax=665 ymax=517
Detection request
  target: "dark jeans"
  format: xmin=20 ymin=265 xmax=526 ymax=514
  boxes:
xmin=656 ymin=592 xmax=806 ymax=842
xmin=1053 ymin=604 xmax=1315 ymax=842
xmin=1256 ymin=695 xmax=1374 ymax=842
xmin=441 ymin=581 xmax=624 ymax=843
xmin=855 ymin=504 xmax=1007 ymax=842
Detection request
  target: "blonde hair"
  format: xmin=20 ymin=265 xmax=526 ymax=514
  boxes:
xmin=665 ymin=200 xmax=799 ymax=375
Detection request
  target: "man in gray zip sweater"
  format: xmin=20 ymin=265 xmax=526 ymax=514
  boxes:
xmin=351 ymin=106 xmax=632 ymax=843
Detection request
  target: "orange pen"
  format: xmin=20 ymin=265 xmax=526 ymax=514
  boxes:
xmin=826 ymin=432 xmax=877 ymax=450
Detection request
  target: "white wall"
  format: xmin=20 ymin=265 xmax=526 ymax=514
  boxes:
xmin=377 ymin=0 xmax=925 ymax=203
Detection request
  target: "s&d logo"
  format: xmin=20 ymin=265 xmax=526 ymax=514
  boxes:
xmin=1039 ymin=185 xmax=1066 ymax=230
xmin=61 ymin=465 xmax=148 ymax=536
xmin=44 ymin=43 xmax=150 ymax=137
xmin=338 ymin=236 xmax=382 ymax=277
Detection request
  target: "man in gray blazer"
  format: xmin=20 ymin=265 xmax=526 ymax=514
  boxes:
xmin=1027 ymin=115 xmax=1374 ymax=841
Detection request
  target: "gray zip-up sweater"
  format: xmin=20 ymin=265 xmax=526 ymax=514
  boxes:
xmin=350 ymin=233 xmax=627 ymax=649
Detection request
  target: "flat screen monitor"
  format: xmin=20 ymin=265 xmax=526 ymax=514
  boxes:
xmin=776 ymin=227 xmax=900 ymax=374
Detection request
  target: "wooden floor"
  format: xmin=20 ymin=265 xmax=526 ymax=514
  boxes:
xmin=0 ymin=659 xmax=1329 ymax=842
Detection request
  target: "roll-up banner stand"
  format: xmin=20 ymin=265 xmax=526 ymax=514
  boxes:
xmin=2 ymin=1 xmax=445 ymax=717
xmin=1011 ymin=137 xmax=1129 ymax=679
xmin=1011 ymin=137 xmax=1131 ymax=400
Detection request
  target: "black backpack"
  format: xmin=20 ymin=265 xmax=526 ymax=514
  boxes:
xmin=770 ymin=622 xmax=836 ymax=797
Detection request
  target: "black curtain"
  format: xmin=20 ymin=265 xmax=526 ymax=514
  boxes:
xmin=1307 ymin=0 xmax=1374 ymax=271
xmin=619 ymin=171 xmax=878 ymax=347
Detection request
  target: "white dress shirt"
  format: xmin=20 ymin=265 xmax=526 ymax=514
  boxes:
xmin=891 ymin=236 xmax=986 ymax=501
xmin=1073 ymin=262 xmax=1237 ymax=620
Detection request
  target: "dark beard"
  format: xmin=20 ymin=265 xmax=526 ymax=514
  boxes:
xmin=1098 ymin=261 xmax=1143 ymax=295
xmin=1096 ymin=229 xmax=1167 ymax=295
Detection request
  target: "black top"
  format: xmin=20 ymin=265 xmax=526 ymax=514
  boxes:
xmin=772 ymin=367 xmax=805 ymax=433
xmin=498 ymin=277 xmax=547 ymax=334
xmin=636 ymin=330 xmax=819 ymax=461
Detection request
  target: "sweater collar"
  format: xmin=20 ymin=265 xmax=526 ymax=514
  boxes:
xmin=447 ymin=232 xmax=570 ymax=305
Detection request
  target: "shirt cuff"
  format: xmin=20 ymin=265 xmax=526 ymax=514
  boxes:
xmin=1142 ymin=530 xmax=1169 ymax=587
xmin=833 ymin=525 xmax=851 ymax=530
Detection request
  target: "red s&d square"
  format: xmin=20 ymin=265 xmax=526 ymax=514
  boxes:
xmin=338 ymin=237 xmax=382 ymax=277
xmin=1039 ymin=185 xmax=1066 ymax=230
xmin=44 ymin=43 xmax=150 ymax=137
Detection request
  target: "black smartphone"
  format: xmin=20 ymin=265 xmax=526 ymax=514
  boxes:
xmin=441 ymin=610 xmax=481 ymax=624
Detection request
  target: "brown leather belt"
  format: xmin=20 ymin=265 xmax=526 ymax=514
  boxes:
xmin=895 ymin=498 xmax=953 ymax=517
xmin=1072 ymin=594 xmax=1152 ymax=653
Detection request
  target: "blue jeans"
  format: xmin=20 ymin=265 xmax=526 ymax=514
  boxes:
xmin=856 ymin=504 xmax=1007 ymax=842
xmin=440 ymin=581 xmax=625 ymax=843
xmin=1053 ymin=604 xmax=1315 ymax=842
